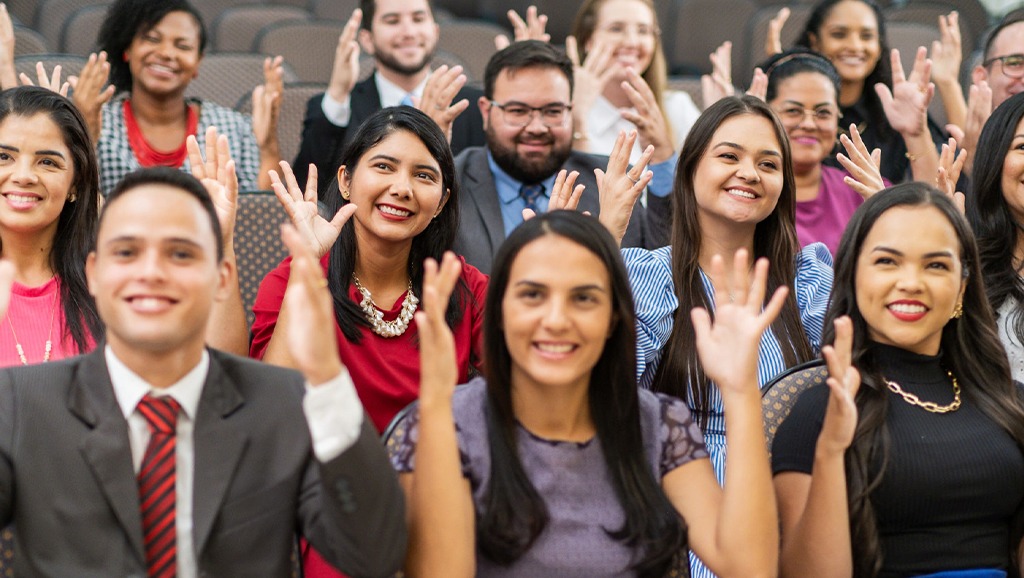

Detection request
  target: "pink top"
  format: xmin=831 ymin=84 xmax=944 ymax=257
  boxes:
xmin=0 ymin=277 xmax=93 ymax=367
xmin=795 ymin=165 xmax=886 ymax=258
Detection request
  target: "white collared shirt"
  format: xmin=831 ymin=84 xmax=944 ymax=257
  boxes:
xmin=106 ymin=346 xmax=363 ymax=577
xmin=321 ymin=71 xmax=429 ymax=127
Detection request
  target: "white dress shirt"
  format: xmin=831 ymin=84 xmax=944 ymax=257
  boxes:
xmin=106 ymin=346 xmax=364 ymax=578
xmin=321 ymin=71 xmax=429 ymax=127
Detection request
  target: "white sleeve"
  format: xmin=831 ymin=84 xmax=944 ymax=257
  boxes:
xmin=302 ymin=367 xmax=365 ymax=462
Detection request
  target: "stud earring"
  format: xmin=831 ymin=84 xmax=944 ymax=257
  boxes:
xmin=341 ymin=189 xmax=350 ymax=200
xmin=951 ymin=302 xmax=963 ymax=319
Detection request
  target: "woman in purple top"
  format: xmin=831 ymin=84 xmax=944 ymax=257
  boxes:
xmin=388 ymin=210 xmax=783 ymax=577
xmin=761 ymin=49 xmax=893 ymax=256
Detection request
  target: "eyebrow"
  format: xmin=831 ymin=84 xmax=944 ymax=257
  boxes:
xmin=871 ymin=246 xmax=955 ymax=259
xmin=513 ymin=280 xmax=608 ymax=292
xmin=0 ymin=144 xmax=66 ymax=159
xmin=781 ymin=100 xmax=835 ymax=109
xmin=715 ymin=141 xmax=782 ymax=158
xmin=368 ymin=153 xmax=439 ymax=173
xmin=104 ymin=235 xmax=205 ymax=249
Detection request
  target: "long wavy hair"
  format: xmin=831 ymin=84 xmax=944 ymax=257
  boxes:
xmin=652 ymin=95 xmax=813 ymax=427
xmin=321 ymin=107 xmax=471 ymax=344
xmin=0 ymin=87 xmax=101 ymax=354
xmin=968 ymin=91 xmax=1024 ymax=350
xmin=570 ymin=0 xmax=670 ymax=136
xmin=824 ymin=182 xmax=1024 ymax=576
xmin=478 ymin=210 xmax=686 ymax=576
xmin=797 ymin=0 xmax=892 ymax=134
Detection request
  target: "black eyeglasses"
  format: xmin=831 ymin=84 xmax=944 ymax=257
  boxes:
xmin=489 ymin=101 xmax=572 ymax=127
xmin=983 ymin=53 xmax=1024 ymax=79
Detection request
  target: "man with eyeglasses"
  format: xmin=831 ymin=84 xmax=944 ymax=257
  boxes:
xmin=292 ymin=0 xmax=486 ymax=193
xmin=453 ymin=41 xmax=669 ymax=275
xmin=974 ymin=12 xmax=1024 ymax=111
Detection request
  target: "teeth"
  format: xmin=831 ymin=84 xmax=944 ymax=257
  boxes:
xmin=132 ymin=297 xmax=169 ymax=311
xmin=727 ymin=189 xmax=756 ymax=199
xmin=149 ymin=64 xmax=175 ymax=73
xmin=889 ymin=303 xmax=926 ymax=314
xmin=536 ymin=343 xmax=574 ymax=353
xmin=379 ymin=205 xmax=411 ymax=217
xmin=5 ymin=194 xmax=38 ymax=203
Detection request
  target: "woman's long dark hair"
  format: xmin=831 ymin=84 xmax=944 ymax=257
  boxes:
xmin=968 ymin=91 xmax=1024 ymax=350
xmin=98 ymin=0 xmax=208 ymax=94
xmin=652 ymin=95 xmax=813 ymax=427
xmin=321 ymin=107 xmax=470 ymax=344
xmin=478 ymin=211 xmax=685 ymax=576
xmin=825 ymin=183 xmax=1024 ymax=576
xmin=797 ymin=0 xmax=892 ymax=133
xmin=0 ymin=87 xmax=102 ymax=353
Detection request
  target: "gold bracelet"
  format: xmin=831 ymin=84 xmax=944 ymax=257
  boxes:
xmin=905 ymin=151 xmax=921 ymax=162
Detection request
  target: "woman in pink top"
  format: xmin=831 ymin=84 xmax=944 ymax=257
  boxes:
xmin=0 ymin=87 xmax=102 ymax=365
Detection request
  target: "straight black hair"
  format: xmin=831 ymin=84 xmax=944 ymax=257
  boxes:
xmin=761 ymin=48 xmax=842 ymax=104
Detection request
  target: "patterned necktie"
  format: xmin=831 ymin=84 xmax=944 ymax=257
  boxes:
xmin=520 ymin=183 xmax=546 ymax=213
xmin=137 ymin=394 xmax=181 ymax=578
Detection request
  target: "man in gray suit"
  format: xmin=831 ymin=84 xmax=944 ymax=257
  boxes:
xmin=454 ymin=41 xmax=673 ymax=274
xmin=0 ymin=168 xmax=406 ymax=577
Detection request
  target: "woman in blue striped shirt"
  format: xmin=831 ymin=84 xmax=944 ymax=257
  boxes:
xmin=611 ymin=95 xmax=834 ymax=576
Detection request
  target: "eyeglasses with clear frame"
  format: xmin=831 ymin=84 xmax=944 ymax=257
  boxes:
xmin=774 ymin=105 xmax=842 ymax=128
xmin=983 ymin=53 xmax=1024 ymax=79
xmin=489 ymin=101 xmax=572 ymax=128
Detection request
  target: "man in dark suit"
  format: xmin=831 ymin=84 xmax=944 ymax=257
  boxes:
xmin=293 ymin=0 xmax=485 ymax=193
xmin=0 ymin=168 xmax=406 ymax=577
xmin=454 ymin=41 xmax=673 ymax=275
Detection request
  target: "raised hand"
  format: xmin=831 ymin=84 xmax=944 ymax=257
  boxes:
xmin=67 ymin=51 xmax=115 ymax=143
xmin=930 ymin=12 xmax=962 ymax=91
xmin=875 ymin=47 xmax=934 ymax=138
xmin=594 ymin=130 xmax=653 ymax=245
xmin=415 ymin=252 xmax=463 ymax=406
xmin=747 ymin=67 xmax=768 ymax=101
xmin=20 ymin=61 xmax=69 ymax=96
xmin=766 ymin=7 xmax=790 ymax=56
xmin=416 ymin=64 xmax=470 ymax=142
xmin=954 ymin=79 xmax=991 ymax=175
xmin=836 ymin=123 xmax=884 ymax=198
xmin=327 ymin=9 xmax=362 ymax=103
xmin=281 ymin=223 xmax=344 ymax=385
xmin=0 ymin=3 xmax=16 ymax=89
xmin=817 ymin=316 xmax=861 ymax=455
xmin=521 ymin=169 xmax=585 ymax=221
xmin=252 ymin=55 xmax=283 ymax=152
xmin=494 ymin=5 xmax=550 ymax=50
xmin=269 ymin=162 xmax=356 ymax=259
xmin=186 ymin=126 xmax=238 ymax=244
xmin=692 ymin=250 xmax=789 ymax=394
xmin=701 ymin=41 xmax=735 ymax=108
xmin=620 ymin=68 xmax=674 ymax=162
xmin=565 ymin=34 xmax=619 ymax=145
xmin=936 ymin=138 xmax=966 ymax=213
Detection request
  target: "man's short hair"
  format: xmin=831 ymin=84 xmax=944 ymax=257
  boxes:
xmin=101 ymin=167 xmax=224 ymax=261
xmin=983 ymin=10 xmax=1024 ymax=61
xmin=359 ymin=0 xmax=435 ymax=32
xmin=483 ymin=40 xmax=575 ymax=99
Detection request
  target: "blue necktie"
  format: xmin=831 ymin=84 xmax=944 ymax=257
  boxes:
xmin=399 ymin=93 xmax=414 ymax=107
xmin=520 ymin=183 xmax=545 ymax=213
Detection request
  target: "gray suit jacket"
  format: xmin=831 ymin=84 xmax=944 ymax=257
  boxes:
xmin=0 ymin=348 xmax=406 ymax=578
xmin=453 ymin=147 xmax=671 ymax=275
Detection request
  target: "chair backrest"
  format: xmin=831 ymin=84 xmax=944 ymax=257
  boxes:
xmin=382 ymin=399 xmax=419 ymax=448
xmin=8 ymin=0 xmax=35 ymax=27
xmin=233 ymin=192 xmax=291 ymax=328
xmin=762 ymin=359 xmax=828 ymax=452
xmin=212 ymin=5 xmax=311 ymax=53
xmin=35 ymin=0 xmax=106 ymax=51
xmin=667 ymin=75 xmax=704 ymax=110
xmin=255 ymin=20 xmax=343 ymax=83
xmin=436 ymin=20 xmax=507 ymax=84
xmin=668 ymin=0 xmax=759 ymax=81
xmin=60 ymin=3 xmax=108 ymax=55
xmin=310 ymin=0 xmax=359 ymax=22
xmin=13 ymin=25 xmax=48 ymax=56
xmin=186 ymin=52 xmax=299 ymax=111
xmin=885 ymin=1 xmax=975 ymax=58
xmin=747 ymin=4 xmax=813 ymax=71
xmin=191 ymin=0 xmax=253 ymax=32
xmin=14 ymin=53 xmax=87 ymax=81
xmin=236 ymin=82 xmax=328 ymax=165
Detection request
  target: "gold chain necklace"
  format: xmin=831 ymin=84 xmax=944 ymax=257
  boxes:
xmin=7 ymin=292 xmax=56 ymax=365
xmin=351 ymin=274 xmax=419 ymax=338
xmin=884 ymin=371 xmax=961 ymax=413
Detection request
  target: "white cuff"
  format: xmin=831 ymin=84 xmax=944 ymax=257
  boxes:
xmin=321 ymin=92 xmax=353 ymax=127
xmin=303 ymin=367 xmax=364 ymax=462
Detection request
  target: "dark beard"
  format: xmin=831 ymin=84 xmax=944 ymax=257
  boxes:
xmin=375 ymin=48 xmax=434 ymax=76
xmin=486 ymin=128 xmax=571 ymax=184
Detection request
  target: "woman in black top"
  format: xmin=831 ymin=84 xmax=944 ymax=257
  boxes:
xmin=772 ymin=182 xmax=1024 ymax=577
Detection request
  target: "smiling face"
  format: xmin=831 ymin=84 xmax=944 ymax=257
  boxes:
xmin=808 ymin=0 xmax=881 ymax=85
xmin=0 ymin=113 xmax=74 ymax=244
xmin=339 ymin=129 xmax=448 ymax=247
xmin=1001 ymin=115 xmax=1024 ymax=224
xmin=502 ymin=234 xmax=614 ymax=395
xmin=855 ymin=205 xmax=965 ymax=356
xmin=980 ymin=21 xmax=1024 ymax=109
xmin=586 ymin=0 xmax=657 ymax=77
xmin=126 ymin=10 xmax=202 ymax=97
xmin=770 ymin=71 xmax=840 ymax=171
xmin=87 ymin=184 xmax=228 ymax=357
xmin=361 ymin=0 xmax=438 ymax=76
xmin=692 ymin=113 xmax=785 ymax=229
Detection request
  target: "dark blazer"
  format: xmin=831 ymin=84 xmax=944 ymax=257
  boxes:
xmin=453 ymin=147 xmax=671 ymax=275
xmin=0 ymin=348 xmax=406 ymax=578
xmin=293 ymin=74 xmax=487 ymax=193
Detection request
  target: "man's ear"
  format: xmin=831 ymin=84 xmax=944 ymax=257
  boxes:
xmin=358 ymin=29 xmax=374 ymax=56
xmin=478 ymin=96 xmax=491 ymax=130
xmin=972 ymin=64 xmax=989 ymax=85
xmin=85 ymin=252 xmax=97 ymax=297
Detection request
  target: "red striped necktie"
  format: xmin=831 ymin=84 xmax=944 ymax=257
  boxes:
xmin=136 ymin=394 xmax=181 ymax=578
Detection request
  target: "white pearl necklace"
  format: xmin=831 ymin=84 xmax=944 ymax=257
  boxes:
xmin=351 ymin=275 xmax=419 ymax=338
